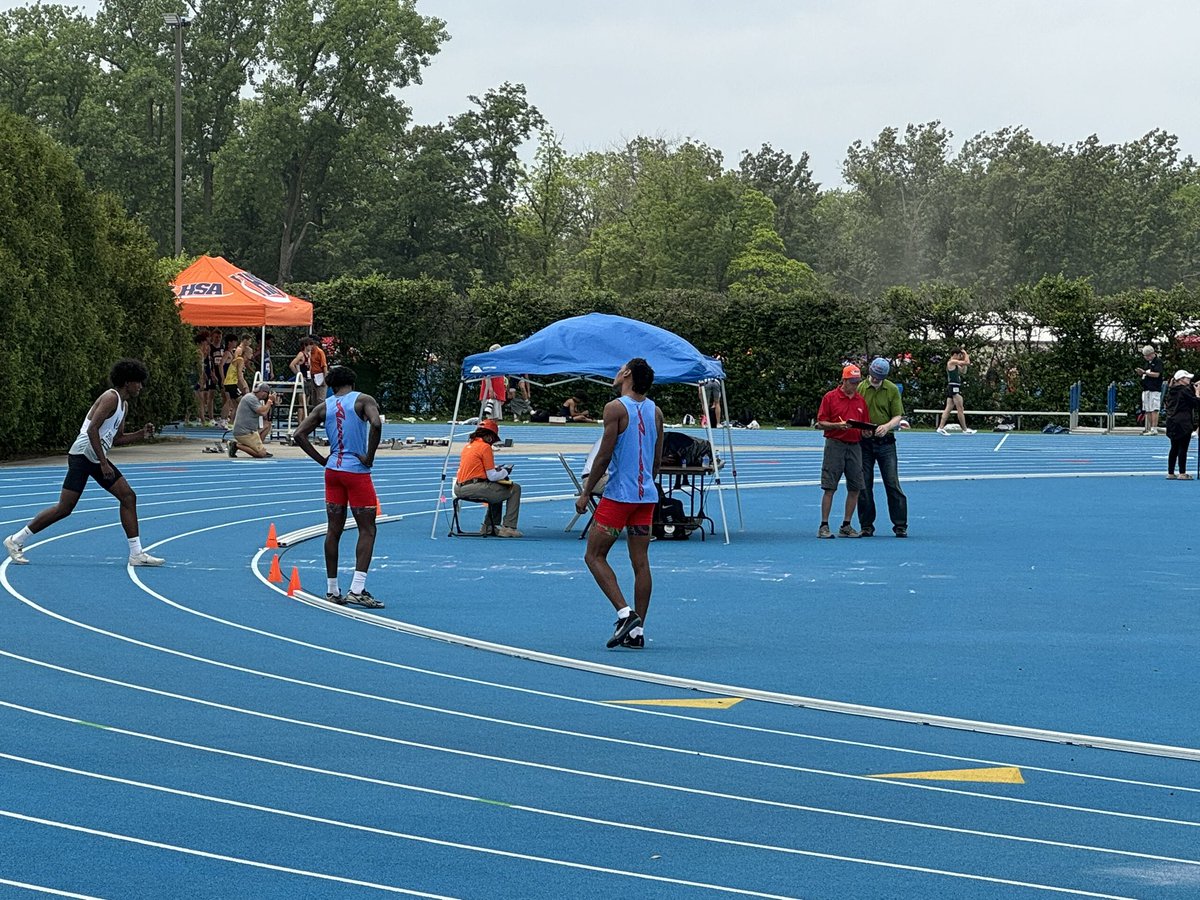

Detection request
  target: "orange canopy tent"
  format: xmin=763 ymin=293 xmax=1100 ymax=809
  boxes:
xmin=172 ymin=255 xmax=312 ymax=327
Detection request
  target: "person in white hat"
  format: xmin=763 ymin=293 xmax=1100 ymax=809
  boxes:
xmin=1163 ymin=370 xmax=1200 ymax=479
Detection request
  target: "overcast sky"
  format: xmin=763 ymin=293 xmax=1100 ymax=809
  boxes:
xmin=3 ymin=0 xmax=1195 ymax=187
xmin=405 ymin=0 xmax=1199 ymax=186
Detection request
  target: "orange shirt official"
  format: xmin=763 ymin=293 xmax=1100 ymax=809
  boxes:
xmin=456 ymin=438 xmax=495 ymax=484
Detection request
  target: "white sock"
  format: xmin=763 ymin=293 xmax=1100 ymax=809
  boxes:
xmin=629 ymin=626 xmax=644 ymax=638
xmin=11 ymin=526 xmax=32 ymax=546
xmin=327 ymin=578 xmax=340 ymax=595
xmin=350 ymin=570 xmax=367 ymax=594
xmin=617 ymin=607 xmax=632 ymax=619
xmin=128 ymin=537 xmax=143 ymax=556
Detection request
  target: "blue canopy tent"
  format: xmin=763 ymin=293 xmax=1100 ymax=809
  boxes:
xmin=432 ymin=313 xmax=743 ymax=542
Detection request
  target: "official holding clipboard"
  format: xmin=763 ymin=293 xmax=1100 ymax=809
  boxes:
xmin=815 ymin=364 xmax=873 ymax=539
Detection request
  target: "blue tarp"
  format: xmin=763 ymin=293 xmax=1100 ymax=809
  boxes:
xmin=460 ymin=313 xmax=725 ymax=385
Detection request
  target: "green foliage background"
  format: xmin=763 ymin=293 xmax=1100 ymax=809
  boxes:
xmin=0 ymin=108 xmax=190 ymax=456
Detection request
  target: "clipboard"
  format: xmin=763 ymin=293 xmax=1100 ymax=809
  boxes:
xmin=846 ymin=420 xmax=878 ymax=431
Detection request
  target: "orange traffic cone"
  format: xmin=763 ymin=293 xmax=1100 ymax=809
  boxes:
xmin=267 ymin=554 xmax=284 ymax=583
xmin=375 ymin=498 xmax=383 ymax=516
xmin=265 ymin=523 xmax=279 ymax=549
xmin=286 ymin=566 xmax=301 ymax=597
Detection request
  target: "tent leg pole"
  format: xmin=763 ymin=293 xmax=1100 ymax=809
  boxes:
xmin=720 ymin=382 xmax=744 ymax=530
xmin=431 ymin=383 xmax=465 ymax=539
xmin=700 ymin=383 xmax=731 ymax=544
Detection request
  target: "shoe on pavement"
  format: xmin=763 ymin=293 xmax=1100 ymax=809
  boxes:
xmin=620 ymin=633 xmax=645 ymax=649
xmin=1167 ymin=473 xmax=1179 ymax=479
xmin=129 ymin=551 xmax=165 ymax=567
xmin=346 ymin=589 xmax=384 ymax=609
xmin=495 ymin=526 xmax=523 ymax=538
xmin=936 ymin=427 xmax=948 ymax=435
xmin=894 ymin=527 xmax=908 ymax=538
xmin=838 ymin=524 xmax=861 ymax=538
xmin=4 ymin=536 xmax=28 ymax=565
xmin=227 ymin=441 xmax=237 ymax=458
xmin=1180 ymin=474 xmax=1194 ymax=480
xmin=325 ymin=592 xmax=347 ymax=605
xmin=860 ymin=526 xmax=875 ymax=537
xmin=817 ymin=524 xmax=834 ymax=539
xmin=606 ymin=611 xmax=642 ymax=648
xmin=963 ymin=428 xmax=977 ymax=435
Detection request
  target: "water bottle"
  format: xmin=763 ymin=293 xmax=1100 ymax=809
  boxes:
xmin=701 ymin=453 xmax=711 ymax=470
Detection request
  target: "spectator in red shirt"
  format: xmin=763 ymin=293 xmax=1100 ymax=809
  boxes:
xmin=815 ymin=364 xmax=871 ymax=538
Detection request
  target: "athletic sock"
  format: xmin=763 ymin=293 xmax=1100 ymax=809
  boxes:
xmin=127 ymin=537 xmax=143 ymax=556
xmin=819 ymin=521 xmax=828 ymax=528
xmin=11 ymin=526 xmax=32 ymax=546
xmin=617 ymin=607 xmax=632 ymax=619
xmin=350 ymin=570 xmax=367 ymax=594
xmin=841 ymin=520 xmax=850 ymax=528
xmin=629 ymin=626 xmax=644 ymax=638
xmin=327 ymin=578 xmax=340 ymax=595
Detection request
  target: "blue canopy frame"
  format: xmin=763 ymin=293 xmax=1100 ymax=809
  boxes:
xmin=432 ymin=314 xmax=743 ymax=542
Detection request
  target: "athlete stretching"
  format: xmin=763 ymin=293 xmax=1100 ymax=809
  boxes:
xmin=576 ymin=358 xmax=664 ymax=649
xmin=5 ymin=359 xmax=164 ymax=567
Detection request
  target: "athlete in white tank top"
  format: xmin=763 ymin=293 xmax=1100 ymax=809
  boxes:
xmin=4 ymin=359 xmax=164 ymax=567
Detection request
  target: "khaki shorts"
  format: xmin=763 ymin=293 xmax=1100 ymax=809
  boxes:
xmin=235 ymin=430 xmax=265 ymax=454
xmin=821 ymin=439 xmax=865 ymax=491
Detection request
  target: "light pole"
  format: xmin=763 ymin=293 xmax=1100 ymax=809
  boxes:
xmin=163 ymin=14 xmax=190 ymax=257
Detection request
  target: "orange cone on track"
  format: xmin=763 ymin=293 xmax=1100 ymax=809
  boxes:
xmin=265 ymin=523 xmax=279 ymax=548
xmin=375 ymin=498 xmax=383 ymax=516
xmin=267 ymin=554 xmax=284 ymax=583
xmin=286 ymin=566 xmax=301 ymax=597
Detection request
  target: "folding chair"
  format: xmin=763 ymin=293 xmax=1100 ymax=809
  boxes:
xmin=558 ymin=453 xmax=599 ymax=539
xmin=448 ymin=480 xmax=493 ymax=537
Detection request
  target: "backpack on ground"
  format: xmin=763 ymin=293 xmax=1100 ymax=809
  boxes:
xmin=653 ymin=485 xmax=691 ymax=540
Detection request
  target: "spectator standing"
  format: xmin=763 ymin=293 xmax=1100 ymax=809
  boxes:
xmin=1136 ymin=344 xmax=1166 ymax=435
xmin=816 ymin=364 xmax=871 ymax=538
xmin=857 ymin=357 xmax=908 ymax=537
xmin=1164 ymin=370 xmax=1199 ymax=479
xmin=292 ymin=365 xmax=384 ymax=608
xmin=936 ymin=350 xmax=977 ymax=435
xmin=5 ymin=359 xmax=164 ymax=567
xmin=479 ymin=343 xmax=507 ymax=419
xmin=307 ymin=338 xmax=328 ymax=412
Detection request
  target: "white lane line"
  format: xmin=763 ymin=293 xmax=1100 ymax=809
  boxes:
xmin=994 ymin=434 xmax=1010 ymax=452
xmin=9 ymin=562 xmax=1200 ymax=832
xmin=0 ymin=756 xmax=1139 ymax=900
xmin=0 ymin=810 xmax=459 ymax=898
xmin=5 ymin=701 xmax=1198 ymax=873
xmin=119 ymin=520 xmax=1200 ymax=799
xmin=0 ymin=880 xmax=106 ymax=899
xmin=2 ymin=651 xmax=1198 ymax=835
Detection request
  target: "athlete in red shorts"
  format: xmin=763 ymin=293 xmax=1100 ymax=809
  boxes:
xmin=577 ymin=358 xmax=664 ymax=649
xmin=293 ymin=364 xmax=384 ymax=609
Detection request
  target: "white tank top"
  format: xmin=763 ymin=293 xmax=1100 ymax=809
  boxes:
xmin=69 ymin=389 xmax=126 ymax=462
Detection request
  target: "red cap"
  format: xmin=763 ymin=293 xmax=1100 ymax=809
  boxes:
xmin=842 ymin=364 xmax=862 ymax=381
xmin=477 ymin=418 xmax=501 ymax=439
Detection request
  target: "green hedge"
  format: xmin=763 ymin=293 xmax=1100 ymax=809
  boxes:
xmin=0 ymin=109 xmax=190 ymax=457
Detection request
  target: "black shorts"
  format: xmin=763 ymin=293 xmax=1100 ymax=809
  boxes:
xmin=946 ymin=384 xmax=962 ymax=399
xmin=225 ymin=384 xmax=241 ymax=401
xmin=63 ymin=453 xmax=123 ymax=494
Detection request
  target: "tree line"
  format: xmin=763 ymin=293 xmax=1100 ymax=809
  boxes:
xmin=3 ymin=1 xmax=1200 ymax=444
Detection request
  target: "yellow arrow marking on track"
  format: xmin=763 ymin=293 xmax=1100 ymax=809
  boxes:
xmin=870 ymin=766 xmax=1024 ymax=784
xmin=606 ymin=697 xmax=744 ymax=709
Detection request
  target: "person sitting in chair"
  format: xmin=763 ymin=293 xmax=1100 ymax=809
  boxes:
xmin=454 ymin=419 xmax=522 ymax=537
xmin=560 ymin=395 xmax=593 ymax=422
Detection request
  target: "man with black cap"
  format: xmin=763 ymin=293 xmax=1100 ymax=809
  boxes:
xmin=857 ymin=357 xmax=908 ymax=537
xmin=454 ymin=418 xmax=522 ymax=536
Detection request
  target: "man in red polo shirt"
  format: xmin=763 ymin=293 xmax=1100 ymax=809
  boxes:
xmin=815 ymin=363 xmax=871 ymax=538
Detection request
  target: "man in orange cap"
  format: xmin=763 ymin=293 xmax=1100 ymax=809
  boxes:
xmin=814 ymin=363 xmax=872 ymax=538
xmin=454 ymin=418 xmax=522 ymax=536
